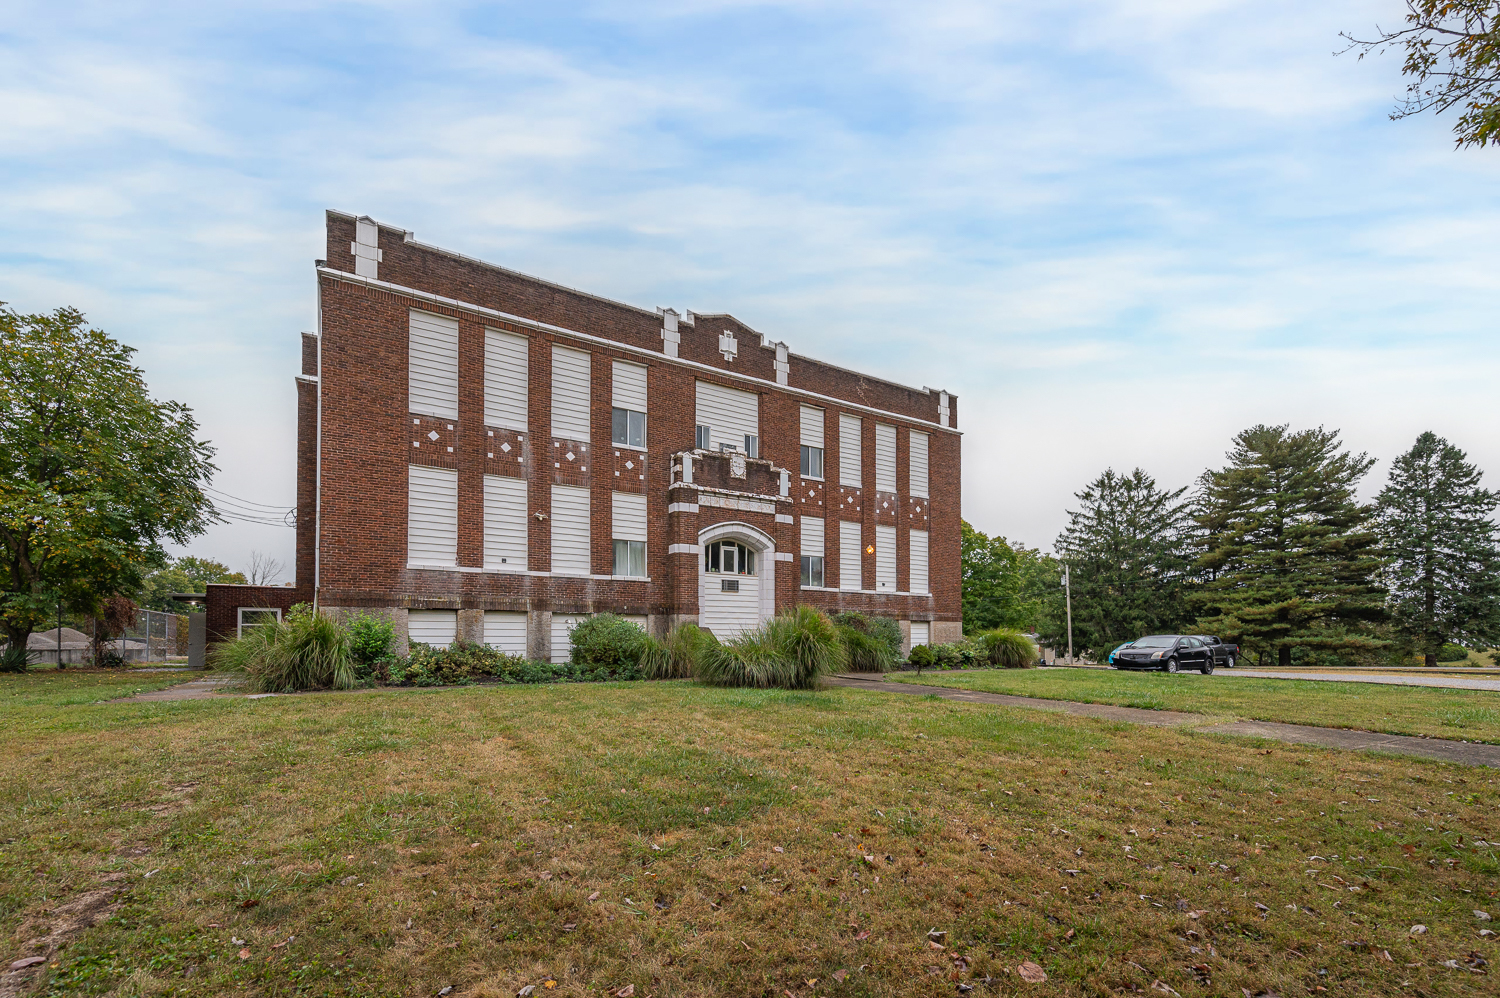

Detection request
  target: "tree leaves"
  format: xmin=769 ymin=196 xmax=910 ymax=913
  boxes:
xmin=0 ymin=305 xmax=217 ymax=649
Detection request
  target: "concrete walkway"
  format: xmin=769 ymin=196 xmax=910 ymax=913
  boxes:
xmin=1218 ymin=668 xmax=1500 ymax=692
xmin=827 ymin=674 xmax=1500 ymax=768
xmin=114 ymin=675 xmax=238 ymax=702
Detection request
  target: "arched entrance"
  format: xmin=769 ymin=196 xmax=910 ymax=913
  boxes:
xmin=697 ymin=521 xmax=776 ymax=640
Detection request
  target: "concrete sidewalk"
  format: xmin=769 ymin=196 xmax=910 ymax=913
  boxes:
xmin=827 ymin=674 xmax=1500 ymax=768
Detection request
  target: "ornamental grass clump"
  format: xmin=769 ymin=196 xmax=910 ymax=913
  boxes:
xmin=978 ymin=628 xmax=1037 ymax=669
xmin=642 ymin=622 xmax=716 ymax=679
xmin=213 ymin=604 xmax=356 ymax=693
xmin=697 ymin=606 xmax=845 ymax=689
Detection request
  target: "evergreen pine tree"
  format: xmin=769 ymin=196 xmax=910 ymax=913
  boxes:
xmin=1376 ymin=432 xmax=1500 ymax=666
xmin=1053 ymin=468 xmax=1195 ymax=657
xmin=1195 ymin=425 xmax=1385 ymax=667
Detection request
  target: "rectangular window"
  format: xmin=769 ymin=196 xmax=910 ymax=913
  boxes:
xmin=800 ymin=445 xmax=823 ymax=479
xmin=695 ymin=381 xmax=759 ymax=455
xmin=876 ymin=524 xmax=897 ymax=592
xmin=613 ymin=540 xmax=646 ymax=577
xmin=483 ymin=328 xmax=528 ymax=430
xmin=611 ymin=361 xmax=647 ymax=448
xmin=695 ymin=424 xmax=711 ymax=450
xmin=409 ymin=310 xmax=458 ymax=419
xmin=483 ymin=611 xmax=527 ymax=654
xmin=407 ymin=609 xmax=458 ymax=648
xmin=612 ymin=408 xmax=646 ymax=448
xmin=909 ymin=430 xmax=929 ymax=499
xmin=839 ymin=414 xmax=862 ymax=487
xmin=236 ymin=607 xmax=281 ymax=639
xmin=909 ymin=528 xmax=929 ymax=594
xmin=483 ymin=474 xmax=527 ymax=570
xmin=800 ymin=406 xmax=824 ymax=479
xmin=801 ymin=515 xmax=825 ymax=588
xmin=551 ymin=345 xmax=591 ymax=440
xmin=611 ymin=491 xmax=647 ymax=577
xmin=875 ymin=423 xmax=897 ymax=493
xmin=839 ymin=520 xmax=862 ymax=591
xmin=407 ymin=465 xmax=458 ymax=567
xmin=800 ymin=556 xmax=824 ymax=588
xmin=550 ymin=484 xmax=590 ymax=574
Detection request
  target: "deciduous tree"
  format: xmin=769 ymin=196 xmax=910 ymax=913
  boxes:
xmin=1195 ymin=425 xmax=1386 ymax=667
xmin=1342 ymin=1 xmax=1500 ymax=148
xmin=961 ymin=521 xmax=1058 ymax=635
xmin=0 ymin=305 xmax=216 ymax=664
xmin=1376 ymin=431 xmax=1500 ymax=665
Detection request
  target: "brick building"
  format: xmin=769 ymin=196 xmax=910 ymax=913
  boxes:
xmin=207 ymin=211 xmax=962 ymax=661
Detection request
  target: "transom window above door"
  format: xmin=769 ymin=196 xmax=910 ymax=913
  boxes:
xmin=704 ymin=540 xmax=757 ymax=576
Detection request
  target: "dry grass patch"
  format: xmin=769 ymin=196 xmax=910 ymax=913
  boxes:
xmin=0 ymin=681 xmax=1496 ymax=997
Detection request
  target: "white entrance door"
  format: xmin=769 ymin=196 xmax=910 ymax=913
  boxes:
xmin=698 ymin=536 xmax=769 ymax=640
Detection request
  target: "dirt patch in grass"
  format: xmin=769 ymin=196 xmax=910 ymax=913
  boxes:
xmin=0 ymin=680 xmax=1497 ymax=996
xmin=890 ymin=668 xmax=1500 ymax=743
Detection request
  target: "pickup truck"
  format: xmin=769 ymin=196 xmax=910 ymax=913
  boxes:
xmin=1194 ymin=635 xmax=1240 ymax=668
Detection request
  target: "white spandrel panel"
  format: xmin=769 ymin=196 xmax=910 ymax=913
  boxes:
xmin=839 ymin=414 xmax=862 ymax=487
xmin=551 ymin=345 xmax=592 ymax=440
xmin=484 ymin=328 xmax=529 ymax=431
xmin=409 ymin=310 xmax=459 ymax=419
xmin=407 ymin=465 xmax=458 ymax=566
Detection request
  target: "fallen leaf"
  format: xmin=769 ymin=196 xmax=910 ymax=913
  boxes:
xmin=240 ymin=898 xmax=259 ymax=909
xmin=1475 ymin=911 xmax=1492 ymax=921
xmin=562 ymin=923 xmax=576 ymax=931
xmin=614 ymin=986 xmax=635 ymax=997
xmin=1411 ymin=925 xmax=1428 ymax=935
xmin=855 ymin=931 xmax=870 ymax=941
xmin=927 ymin=929 xmax=947 ymax=942
xmin=544 ymin=983 xmax=558 ymax=991
xmin=774 ymin=846 xmax=785 ymax=853
xmin=538 ymin=871 xmax=553 ymax=881
xmin=438 ymin=989 xmax=454 ymax=997
xmin=1150 ymin=981 xmax=1179 ymax=995
xmin=1017 ymin=961 xmax=1047 ymax=983
xmin=588 ymin=891 xmax=601 ymax=901
xmin=8 ymin=957 xmax=45 ymax=970
xmin=929 ymin=940 xmax=945 ymax=950
xmin=805 ymin=979 xmax=817 ymax=987
xmin=518 ymin=988 xmax=537 ymax=997
xmin=231 ymin=937 xmax=246 ymax=945
xmin=832 ymin=969 xmax=848 ymax=983
xmin=1064 ymin=928 xmax=1076 ymax=940
xmin=238 ymin=948 xmax=251 ymax=960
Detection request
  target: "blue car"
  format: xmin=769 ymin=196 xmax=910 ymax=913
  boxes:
xmin=1107 ymin=642 xmax=1130 ymax=665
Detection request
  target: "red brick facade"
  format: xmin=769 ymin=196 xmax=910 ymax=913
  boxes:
xmin=209 ymin=211 xmax=962 ymax=656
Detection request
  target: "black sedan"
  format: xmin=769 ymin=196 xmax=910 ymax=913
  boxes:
xmin=1111 ymin=635 xmax=1215 ymax=674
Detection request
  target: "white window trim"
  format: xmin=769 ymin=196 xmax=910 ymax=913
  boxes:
xmin=237 ymin=607 xmax=282 ymax=639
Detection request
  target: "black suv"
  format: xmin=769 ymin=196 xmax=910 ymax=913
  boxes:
xmin=1112 ymin=635 xmax=1216 ymax=674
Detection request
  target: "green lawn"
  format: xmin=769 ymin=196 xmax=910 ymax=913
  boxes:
xmin=1 ymin=676 xmax=1497 ymax=997
xmin=0 ymin=667 xmax=206 ymax=707
xmin=887 ymin=667 xmax=1500 ymax=743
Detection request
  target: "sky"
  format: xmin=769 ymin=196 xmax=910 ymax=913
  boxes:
xmin=3 ymin=0 xmax=1497 ymax=581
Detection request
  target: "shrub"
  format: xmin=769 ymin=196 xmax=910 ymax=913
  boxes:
xmin=213 ymin=603 xmax=356 ymax=692
xmin=0 ymin=643 xmax=27 ymax=674
xmin=346 ymin=611 xmax=396 ymax=682
xmin=832 ymin=611 xmax=900 ymax=672
xmin=698 ymin=606 xmax=846 ymax=689
xmin=643 ymin=622 xmax=716 ymax=679
xmin=1436 ymin=643 xmax=1469 ymax=663
xmin=569 ymin=614 xmax=650 ymax=671
xmin=391 ymin=643 xmax=580 ymax=686
xmin=979 ymin=629 xmax=1037 ymax=669
xmin=908 ymin=643 xmax=934 ymax=675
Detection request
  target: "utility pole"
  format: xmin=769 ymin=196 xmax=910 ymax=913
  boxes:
xmin=56 ymin=601 xmax=63 ymax=670
xmin=1062 ymin=564 xmax=1074 ymax=666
